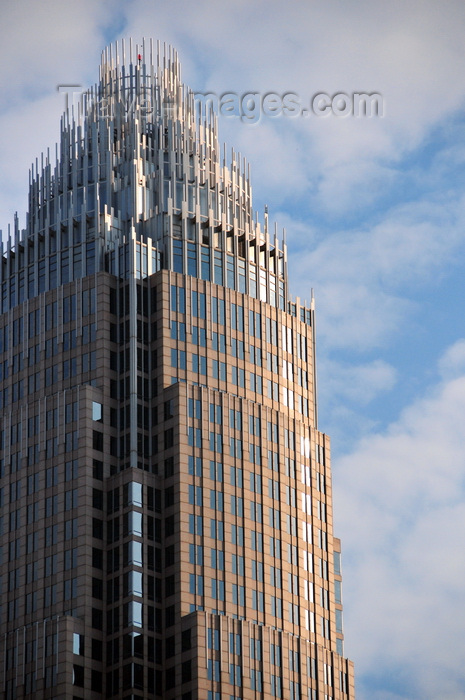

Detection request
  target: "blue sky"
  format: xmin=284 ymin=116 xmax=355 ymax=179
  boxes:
xmin=1 ymin=1 xmax=465 ymax=697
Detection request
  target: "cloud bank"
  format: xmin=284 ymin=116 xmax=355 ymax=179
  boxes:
xmin=334 ymin=342 xmax=465 ymax=699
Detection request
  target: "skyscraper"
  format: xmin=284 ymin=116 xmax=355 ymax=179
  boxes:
xmin=0 ymin=39 xmax=355 ymax=699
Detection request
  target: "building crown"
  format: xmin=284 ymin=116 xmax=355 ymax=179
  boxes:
xmin=1 ymin=39 xmax=296 ymax=315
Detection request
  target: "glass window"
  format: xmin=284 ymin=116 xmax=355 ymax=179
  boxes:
xmin=126 ymin=601 xmax=143 ymax=628
xmin=125 ymin=482 xmax=143 ymax=507
xmin=127 ymin=511 xmax=143 ymax=536
xmin=92 ymin=402 xmax=102 ymax=422
xmin=73 ymin=633 xmax=84 ymax=655
xmin=173 ymin=239 xmax=183 ymax=273
xmin=127 ymin=570 xmax=143 ymax=597
xmin=127 ymin=541 xmax=143 ymax=567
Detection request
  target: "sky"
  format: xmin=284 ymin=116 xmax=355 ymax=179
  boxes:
xmin=1 ymin=1 xmax=465 ymax=698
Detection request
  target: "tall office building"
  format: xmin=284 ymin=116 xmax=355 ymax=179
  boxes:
xmin=0 ymin=39 xmax=355 ymax=699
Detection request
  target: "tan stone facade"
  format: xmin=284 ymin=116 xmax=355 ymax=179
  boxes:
xmin=0 ymin=269 xmax=354 ymax=698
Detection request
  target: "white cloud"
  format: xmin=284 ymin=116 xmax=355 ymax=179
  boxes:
xmin=219 ymin=120 xmax=312 ymax=208
xmin=286 ymin=190 xmax=465 ymax=351
xmin=146 ymin=0 xmax=465 ymax=211
xmin=314 ymin=358 xmax=398 ymax=452
xmin=0 ymin=94 xmax=64 ymax=234
xmin=333 ymin=350 xmax=465 ymax=699
xmin=320 ymin=358 xmax=397 ymax=406
xmin=0 ymin=0 xmax=108 ymax=101
xmin=438 ymin=339 xmax=465 ymax=381
xmin=3 ymin=0 xmax=465 ymax=232
xmin=0 ymin=0 xmax=132 ymax=232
